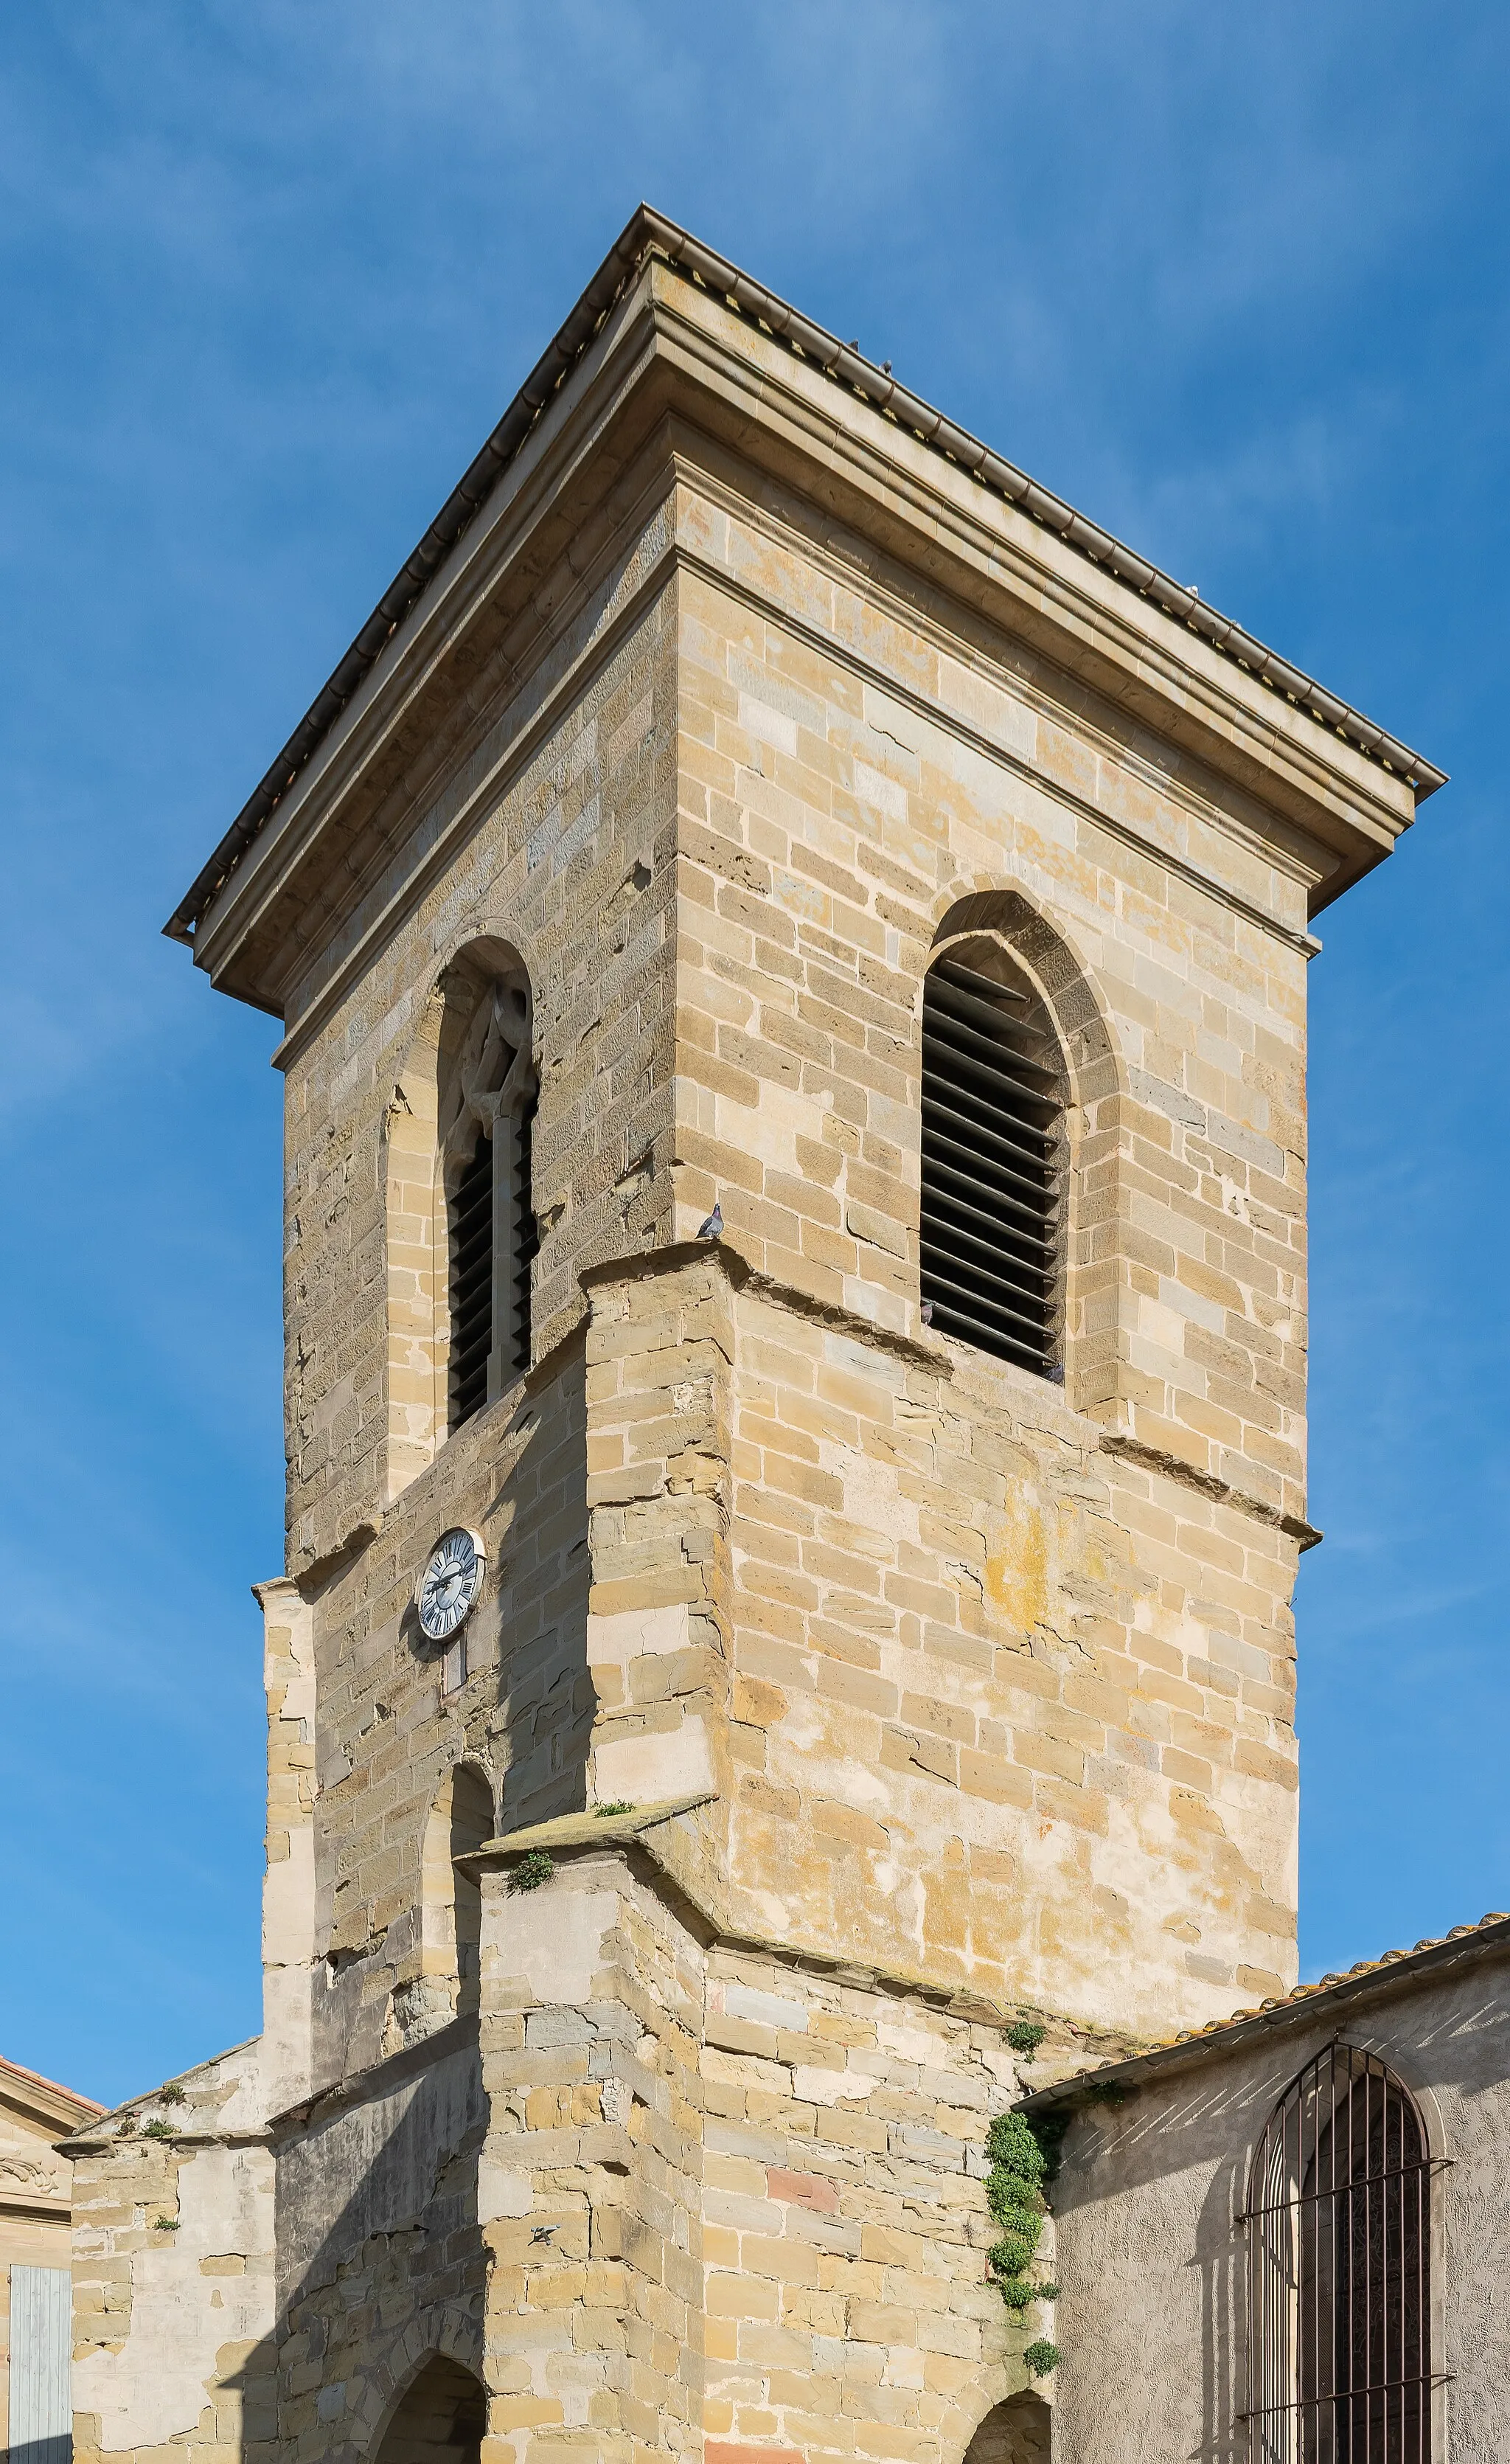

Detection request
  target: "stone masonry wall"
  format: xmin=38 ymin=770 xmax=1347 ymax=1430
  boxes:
xmin=280 ymin=521 xmax=681 ymax=1578
xmin=271 ymin=2036 xmax=487 ymax=2464
xmin=271 ymin=540 xmax=689 ymax=2100
xmin=723 ymin=1276 xmax=1299 ymax=2036
xmin=307 ymin=1343 xmax=592 ymax=2097
xmin=475 ymin=1827 xmax=1074 ymax=2464
xmin=671 ymin=487 xmax=1311 ymax=1530
xmin=570 ymin=1235 xmax=1298 ymax=2041
xmin=582 ymin=1249 xmax=738 ymax=1816
xmin=273 ymin=417 xmax=1318 ymax=2105
xmin=70 ymin=2044 xmax=275 ymax=2464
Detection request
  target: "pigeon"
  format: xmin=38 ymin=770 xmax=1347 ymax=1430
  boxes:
xmin=920 ymin=1300 xmax=933 ymax=1325
xmin=697 ymin=1201 xmax=723 ymax=1240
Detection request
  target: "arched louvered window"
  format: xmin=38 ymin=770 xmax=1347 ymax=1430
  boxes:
xmin=1245 ymin=2044 xmax=1433 ymax=2463
xmin=439 ymin=968 xmax=536 ymax=1432
xmin=919 ymin=946 xmax=1065 ymax=1378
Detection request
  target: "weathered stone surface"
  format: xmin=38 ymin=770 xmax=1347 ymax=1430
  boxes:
xmin=1042 ymin=1936 xmax=1510 ymax=2464
xmin=70 ymin=221 xmax=1433 ymax=2464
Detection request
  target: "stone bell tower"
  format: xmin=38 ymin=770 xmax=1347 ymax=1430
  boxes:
xmin=68 ymin=209 xmax=1437 ymax=2464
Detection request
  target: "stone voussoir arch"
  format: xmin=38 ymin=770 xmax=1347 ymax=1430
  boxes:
xmin=924 ymin=878 xmax=1123 ymax=1110
xmin=936 ymin=2372 xmax=1054 ymax=2464
xmin=355 ymin=2308 xmax=489 ymax=2463
xmin=381 ymin=926 xmax=537 ymax=1501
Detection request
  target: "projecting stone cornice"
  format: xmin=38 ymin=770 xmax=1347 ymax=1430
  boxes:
xmin=458 ymin=1792 xmax=1148 ymax=2076
xmin=170 ymin=214 xmax=1438 ymax=1021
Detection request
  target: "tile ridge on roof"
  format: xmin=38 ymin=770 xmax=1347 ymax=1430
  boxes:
xmin=164 ymin=201 xmax=1448 ymax=953
xmin=1026 ymin=1909 xmax=1510 ymax=2104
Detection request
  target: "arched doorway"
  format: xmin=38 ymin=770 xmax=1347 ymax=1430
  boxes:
xmin=373 ymin=2355 xmax=487 ymax=2464
xmin=961 ymin=2392 xmax=1051 ymax=2464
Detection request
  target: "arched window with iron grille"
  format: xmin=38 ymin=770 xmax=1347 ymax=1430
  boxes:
xmin=919 ymin=943 xmax=1066 ymax=1380
xmin=1245 ymin=2044 xmax=1434 ymax=2463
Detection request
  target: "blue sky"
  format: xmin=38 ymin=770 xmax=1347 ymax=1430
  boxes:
xmin=2 ymin=3 xmax=1506 ymax=2106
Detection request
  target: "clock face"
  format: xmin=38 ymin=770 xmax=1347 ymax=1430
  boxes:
xmin=417 ymin=1527 xmax=485 ymax=1643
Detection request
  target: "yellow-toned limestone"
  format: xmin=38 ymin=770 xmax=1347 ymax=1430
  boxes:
xmin=66 ymin=215 xmax=1436 ymax=2464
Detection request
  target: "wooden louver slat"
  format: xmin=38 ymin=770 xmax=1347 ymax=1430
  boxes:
xmin=919 ymin=957 xmax=1063 ymax=1378
xmin=448 ymin=1133 xmax=494 ymax=1429
xmin=512 ymin=1096 xmax=538 ymax=1375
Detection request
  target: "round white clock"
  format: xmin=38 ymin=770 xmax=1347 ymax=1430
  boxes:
xmin=417 ymin=1527 xmax=486 ymax=1643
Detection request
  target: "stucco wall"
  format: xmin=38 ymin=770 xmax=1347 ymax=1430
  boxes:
xmin=1045 ymin=1947 xmax=1510 ymax=2463
xmin=71 ymin=2041 xmax=275 ymax=2464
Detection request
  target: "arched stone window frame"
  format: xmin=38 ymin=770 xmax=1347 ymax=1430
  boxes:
xmin=922 ymin=886 xmax=1122 ymax=1417
xmin=383 ymin=935 xmax=537 ymax=1501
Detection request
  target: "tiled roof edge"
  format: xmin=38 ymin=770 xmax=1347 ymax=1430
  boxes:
xmin=1023 ymin=1909 xmax=1510 ymax=2110
xmin=0 ymin=2050 xmax=107 ymax=2116
xmin=164 ymin=202 xmax=1448 ymax=952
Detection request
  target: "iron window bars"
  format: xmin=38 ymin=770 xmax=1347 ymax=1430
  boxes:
xmin=1242 ymin=2043 xmax=1439 ymax=2463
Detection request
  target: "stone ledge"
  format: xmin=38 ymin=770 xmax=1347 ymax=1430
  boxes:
xmin=461 ymin=1791 xmax=1145 ymax=2075
xmin=456 ymin=1791 xmax=717 ymax=1866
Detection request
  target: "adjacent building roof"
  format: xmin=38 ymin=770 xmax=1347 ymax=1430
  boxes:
xmin=0 ymin=2050 xmax=106 ymax=2121
xmin=1023 ymin=1909 xmax=1510 ymax=2109
xmin=164 ymin=203 xmax=1447 ymax=952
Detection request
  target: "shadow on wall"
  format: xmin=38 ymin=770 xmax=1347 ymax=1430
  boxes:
xmin=961 ymin=2391 xmax=1051 ymax=2464
xmin=474 ymin=1350 xmax=594 ymax=1834
xmin=214 ymin=2025 xmax=490 ymax=2464
xmin=1051 ymin=2069 xmax=1250 ymax=2464
xmin=370 ymin=2355 xmax=485 ymax=2464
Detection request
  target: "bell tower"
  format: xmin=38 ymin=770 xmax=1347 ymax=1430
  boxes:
xmin=145 ymin=208 xmax=1439 ymax=2464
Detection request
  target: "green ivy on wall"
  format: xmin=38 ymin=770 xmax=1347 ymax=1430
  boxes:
xmin=985 ymin=2109 xmax=1065 ymax=2375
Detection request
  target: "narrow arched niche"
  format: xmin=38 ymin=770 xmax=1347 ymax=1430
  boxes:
xmin=961 ymin=2392 xmax=1051 ymax=2464
xmin=927 ymin=891 xmax=1121 ymax=1419
xmin=419 ymin=1763 xmax=495 ymax=2023
xmin=383 ymin=937 xmax=535 ymax=1500
xmin=372 ymin=2356 xmax=487 ymax=2464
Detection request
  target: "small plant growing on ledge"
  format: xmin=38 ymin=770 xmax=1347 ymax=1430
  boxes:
xmin=1084 ymin=2077 xmax=1130 ymax=2107
xmin=158 ymin=2081 xmax=186 ymax=2104
xmin=142 ymin=2119 xmax=176 ymax=2141
xmin=1023 ymin=2339 xmax=1061 ymax=2378
xmin=1005 ymin=2020 xmax=1047 ymax=2059
xmin=150 ymin=2215 xmax=179 ymax=2232
xmin=985 ymin=2110 xmax=1065 ymax=2331
xmin=508 ymin=1849 xmax=555 ymax=1894
xmin=114 ymin=2117 xmax=137 ymax=2137
xmin=594 ymin=1801 xmax=636 ymax=1818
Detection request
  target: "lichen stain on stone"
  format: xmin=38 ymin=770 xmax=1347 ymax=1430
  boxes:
xmin=984 ymin=1490 xmax=1051 ymax=1637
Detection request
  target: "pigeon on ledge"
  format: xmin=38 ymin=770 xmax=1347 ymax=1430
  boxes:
xmin=697 ymin=1201 xmax=723 ymax=1240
